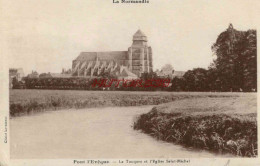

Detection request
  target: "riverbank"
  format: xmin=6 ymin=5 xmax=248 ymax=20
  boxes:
xmin=10 ymin=90 xmax=245 ymax=117
xmin=133 ymin=94 xmax=257 ymax=157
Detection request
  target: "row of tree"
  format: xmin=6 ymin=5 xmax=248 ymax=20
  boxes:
xmin=13 ymin=76 xmax=170 ymax=91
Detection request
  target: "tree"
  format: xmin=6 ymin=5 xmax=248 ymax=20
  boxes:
xmin=242 ymin=30 xmax=257 ymax=91
xmin=12 ymin=77 xmax=20 ymax=89
xmin=211 ymin=24 xmax=257 ymax=91
xmin=140 ymin=72 xmax=158 ymax=80
xmin=206 ymin=67 xmax=219 ymax=91
xmin=171 ymin=77 xmax=185 ymax=91
xmin=183 ymin=68 xmax=209 ymax=91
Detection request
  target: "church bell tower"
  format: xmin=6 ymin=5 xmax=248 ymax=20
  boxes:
xmin=128 ymin=29 xmax=153 ymax=77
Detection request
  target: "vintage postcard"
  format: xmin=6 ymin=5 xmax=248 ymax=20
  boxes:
xmin=0 ymin=0 xmax=259 ymax=165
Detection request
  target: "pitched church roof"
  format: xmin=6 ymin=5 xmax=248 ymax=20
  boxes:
xmin=76 ymin=51 xmax=128 ymax=61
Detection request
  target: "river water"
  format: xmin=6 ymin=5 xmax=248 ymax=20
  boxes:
xmin=10 ymin=106 xmax=231 ymax=159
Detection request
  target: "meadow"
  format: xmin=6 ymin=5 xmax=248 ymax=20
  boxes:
xmin=10 ymin=89 xmax=246 ymax=116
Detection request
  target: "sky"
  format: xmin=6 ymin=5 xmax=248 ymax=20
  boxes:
xmin=2 ymin=0 xmax=259 ymax=75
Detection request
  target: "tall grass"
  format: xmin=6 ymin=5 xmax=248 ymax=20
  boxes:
xmin=134 ymin=107 xmax=257 ymax=157
xmin=10 ymin=90 xmax=194 ymax=116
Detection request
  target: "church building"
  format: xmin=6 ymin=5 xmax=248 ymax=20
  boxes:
xmin=72 ymin=30 xmax=153 ymax=78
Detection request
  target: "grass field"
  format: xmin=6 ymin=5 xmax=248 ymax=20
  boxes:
xmin=134 ymin=93 xmax=257 ymax=157
xmin=10 ymin=89 xmax=248 ymax=116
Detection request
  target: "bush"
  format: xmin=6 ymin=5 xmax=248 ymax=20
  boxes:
xmin=134 ymin=111 xmax=257 ymax=157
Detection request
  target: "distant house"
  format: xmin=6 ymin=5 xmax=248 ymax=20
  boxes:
xmin=172 ymin=71 xmax=185 ymax=78
xmin=61 ymin=68 xmax=72 ymax=75
xmin=27 ymin=71 xmax=39 ymax=78
xmin=9 ymin=68 xmax=25 ymax=88
xmin=155 ymin=69 xmax=185 ymax=79
xmin=156 ymin=70 xmax=174 ymax=78
xmin=9 ymin=68 xmax=24 ymax=81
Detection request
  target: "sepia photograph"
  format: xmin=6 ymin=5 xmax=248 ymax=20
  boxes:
xmin=1 ymin=0 xmax=259 ymax=165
